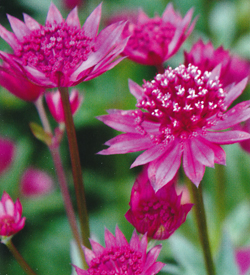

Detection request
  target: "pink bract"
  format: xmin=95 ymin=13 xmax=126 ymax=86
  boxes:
xmin=238 ymin=119 xmax=250 ymax=154
xmin=46 ymin=89 xmax=83 ymax=123
xmin=0 ymin=192 xmax=25 ymax=237
xmin=0 ymin=3 xmax=128 ymax=88
xmin=0 ymin=57 xmax=45 ymax=102
xmin=184 ymin=39 xmax=250 ymax=88
xmin=20 ymin=168 xmax=54 ymax=198
xmin=125 ymin=166 xmax=192 ymax=240
xmin=98 ymin=64 xmax=250 ymax=189
xmin=120 ymin=3 xmax=196 ymax=66
xmin=0 ymin=137 xmax=15 ymax=176
xmin=74 ymin=226 xmax=165 ymax=275
xmin=235 ymin=247 xmax=250 ymax=275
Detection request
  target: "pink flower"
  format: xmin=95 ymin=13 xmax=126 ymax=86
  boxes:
xmin=0 ymin=137 xmax=15 ymax=176
xmin=0 ymin=57 xmax=45 ymax=101
xmin=125 ymin=166 xmax=192 ymax=240
xmin=184 ymin=39 xmax=250 ymax=88
xmin=235 ymin=247 xmax=250 ymax=275
xmin=0 ymin=192 xmax=25 ymax=237
xmin=74 ymin=226 xmax=165 ymax=275
xmin=20 ymin=168 xmax=54 ymax=198
xmin=0 ymin=3 xmax=128 ymax=88
xmin=120 ymin=3 xmax=196 ymax=66
xmin=98 ymin=64 xmax=250 ymax=189
xmin=45 ymin=89 xmax=83 ymax=123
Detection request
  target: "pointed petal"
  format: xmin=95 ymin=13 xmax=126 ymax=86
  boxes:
xmin=183 ymin=140 xmax=205 ymax=186
xmin=151 ymin=140 xmax=182 ymax=192
xmin=208 ymin=64 xmax=221 ymax=82
xmin=89 ymin=239 xmax=105 ymax=256
xmin=162 ymin=3 xmax=177 ymax=22
xmin=144 ymin=245 xmax=162 ymax=270
xmin=115 ymin=226 xmax=128 ymax=246
xmin=66 ymin=7 xmax=80 ymax=28
xmin=0 ymin=25 xmax=19 ymax=49
xmin=131 ymin=143 xmax=166 ymax=167
xmin=82 ymin=246 xmax=95 ymax=265
xmin=145 ymin=262 xmax=165 ymax=274
xmin=23 ymin=14 xmax=41 ymax=30
xmin=7 ymin=14 xmax=31 ymax=40
xmin=82 ymin=3 xmax=102 ymax=37
xmin=46 ymin=3 xmax=63 ymax=25
xmin=129 ymin=230 xmax=140 ymax=251
xmin=73 ymin=265 xmax=88 ymax=275
xmin=224 ymin=78 xmax=248 ymax=108
xmin=191 ymin=138 xmax=215 ymax=167
xmin=129 ymin=79 xmax=144 ymax=100
xmin=104 ymin=228 xmax=116 ymax=248
xmin=210 ymin=101 xmax=250 ymax=130
xmin=137 ymin=8 xmax=149 ymax=23
xmin=204 ymin=130 xmax=250 ymax=144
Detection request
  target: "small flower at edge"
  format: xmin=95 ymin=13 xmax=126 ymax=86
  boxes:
xmin=235 ymin=246 xmax=250 ymax=275
xmin=0 ymin=192 xmax=25 ymax=239
xmin=98 ymin=64 xmax=250 ymax=190
xmin=74 ymin=226 xmax=165 ymax=275
xmin=45 ymin=89 xmax=83 ymax=123
xmin=125 ymin=165 xmax=192 ymax=240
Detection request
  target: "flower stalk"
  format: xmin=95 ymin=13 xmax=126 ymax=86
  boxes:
xmin=59 ymin=86 xmax=91 ymax=249
xmin=187 ymin=179 xmax=216 ymax=275
xmin=3 ymin=238 xmax=37 ymax=275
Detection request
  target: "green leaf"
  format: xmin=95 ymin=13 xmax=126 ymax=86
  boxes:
xmin=215 ymin=232 xmax=238 ymax=275
xmin=29 ymin=122 xmax=52 ymax=146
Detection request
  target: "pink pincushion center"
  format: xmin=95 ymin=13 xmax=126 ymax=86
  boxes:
xmin=135 ymin=64 xmax=226 ymax=143
xmin=15 ymin=22 xmax=94 ymax=77
xmin=127 ymin=18 xmax=175 ymax=53
xmin=88 ymin=246 xmax=143 ymax=274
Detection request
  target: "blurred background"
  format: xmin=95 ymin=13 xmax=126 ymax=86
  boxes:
xmin=1 ymin=0 xmax=250 ymax=274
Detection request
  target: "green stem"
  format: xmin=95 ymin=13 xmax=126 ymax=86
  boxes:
xmin=187 ymin=179 xmax=216 ymax=275
xmin=4 ymin=238 xmax=37 ymax=275
xmin=59 ymin=86 xmax=91 ymax=249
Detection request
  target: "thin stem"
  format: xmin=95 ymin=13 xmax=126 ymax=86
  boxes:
xmin=50 ymin=147 xmax=87 ymax=269
xmin=4 ymin=239 xmax=37 ymax=275
xmin=215 ymin=164 xmax=226 ymax=223
xmin=34 ymin=96 xmax=52 ymax=134
xmin=187 ymin=178 xmax=216 ymax=275
xmin=58 ymin=86 xmax=91 ymax=249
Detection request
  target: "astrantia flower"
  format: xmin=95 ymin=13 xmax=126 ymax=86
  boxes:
xmin=0 ymin=137 xmax=15 ymax=176
xmin=235 ymin=247 xmax=250 ymax=275
xmin=74 ymin=226 xmax=165 ymax=275
xmin=0 ymin=57 xmax=45 ymax=102
xmin=0 ymin=192 xmax=25 ymax=237
xmin=184 ymin=39 xmax=250 ymax=87
xmin=46 ymin=89 xmax=83 ymax=123
xmin=20 ymin=168 xmax=54 ymax=198
xmin=0 ymin=3 xmax=128 ymax=88
xmin=120 ymin=3 xmax=196 ymax=66
xmin=125 ymin=166 xmax=192 ymax=240
xmin=98 ymin=64 xmax=250 ymax=189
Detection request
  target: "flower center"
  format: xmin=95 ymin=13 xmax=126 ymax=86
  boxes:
xmin=135 ymin=64 xmax=226 ymax=143
xmin=0 ymin=215 xmax=15 ymax=235
xmin=88 ymin=245 xmax=143 ymax=274
xmin=15 ymin=22 xmax=94 ymax=79
xmin=127 ymin=18 xmax=175 ymax=53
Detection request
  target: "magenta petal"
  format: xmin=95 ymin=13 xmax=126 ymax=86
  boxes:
xmin=104 ymin=228 xmax=116 ymax=248
xmin=115 ymin=226 xmax=129 ymax=247
xmin=208 ymin=64 xmax=221 ymax=82
xmin=224 ymin=78 xmax=248 ymax=108
xmin=82 ymin=3 xmax=102 ymax=37
xmin=46 ymin=3 xmax=63 ymax=25
xmin=210 ymin=101 xmax=250 ymax=130
xmin=204 ymin=130 xmax=250 ymax=144
xmin=73 ymin=265 xmax=88 ymax=275
xmin=144 ymin=245 xmax=162 ymax=270
xmin=145 ymin=262 xmax=166 ymax=274
xmin=0 ymin=25 xmax=18 ymax=49
xmin=89 ymin=239 xmax=105 ymax=256
xmin=7 ymin=14 xmax=31 ymax=40
xmin=23 ymin=14 xmax=41 ymax=30
xmin=131 ymin=144 xmax=166 ymax=168
xmin=129 ymin=230 xmax=140 ymax=251
xmin=152 ymin=141 xmax=182 ymax=192
xmin=128 ymin=79 xmax=144 ymax=100
xmin=191 ymin=138 xmax=215 ymax=167
xmin=183 ymin=140 xmax=205 ymax=186
xmin=83 ymin=246 xmax=95 ymax=264
xmin=162 ymin=3 xmax=176 ymax=22
xmin=65 ymin=7 xmax=80 ymax=28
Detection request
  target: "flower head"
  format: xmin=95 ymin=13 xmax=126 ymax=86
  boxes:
xmin=125 ymin=166 xmax=192 ymax=240
xmin=46 ymin=89 xmax=83 ymax=123
xmin=0 ymin=57 xmax=45 ymax=101
xmin=0 ymin=192 xmax=25 ymax=237
xmin=20 ymin=168 xmax=54 ymax=198
xmin=0 ymin=3 xmax=128 ymax=88
xmin=120 ymin=3 xmax=196 ymax=66
xmin=235 ymin=247 xmax=250 ymax=275
xmin=184 ymin=39 xmax=250 ymax=88
xmin=98 ymin=64 xmax=250 ymax=189
xmin=0 ymin=137 xmax=15 ymax=176
xmin=74 ymin=226 xmax=165 ymax=275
